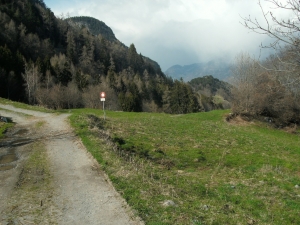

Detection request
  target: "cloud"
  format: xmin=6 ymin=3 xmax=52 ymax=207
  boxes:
xmin=44 ymin=0 xmax=288 ymax=70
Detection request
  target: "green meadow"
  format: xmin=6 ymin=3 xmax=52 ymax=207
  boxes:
xmin=69 ymin=109 xmax=300 ymax=225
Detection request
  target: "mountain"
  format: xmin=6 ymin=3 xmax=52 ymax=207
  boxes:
xmin=66 ymin=16 xmax=117 ymax=42
xmin=165 ymin=59 xmax=232 ymax=81
xmin=66 ymin=16 xmax=162 ymax=76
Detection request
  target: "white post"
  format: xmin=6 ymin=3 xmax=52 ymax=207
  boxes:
xmin=103 ymin=100 xmax=105 ymax=120
xmin=100 ymin=92 xmax=106 ymax=120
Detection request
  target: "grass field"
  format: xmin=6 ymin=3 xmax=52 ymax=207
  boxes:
xmin=69 ymin=109 xmax=300 ymax=225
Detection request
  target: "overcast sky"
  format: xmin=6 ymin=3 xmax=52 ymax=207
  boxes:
xmin=43 ymin=0 xmax=290 ymax=71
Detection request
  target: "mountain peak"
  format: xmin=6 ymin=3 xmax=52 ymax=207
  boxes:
xmin=66 ymin=16 xmax=117 ymax=41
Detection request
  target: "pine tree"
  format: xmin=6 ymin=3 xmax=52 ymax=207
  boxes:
xmin=127 ymin=43 xmax=142 ymax=72
xmin=107 ymin=56 xmax=117 ymax=89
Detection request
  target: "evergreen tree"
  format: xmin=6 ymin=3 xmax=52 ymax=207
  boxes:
xmin=66 ymin=31 xmax=76 ymax=63
xmin=168 ymin=80 xmax=200 ymax=114
xmin=107 ymin=56 xmax=117 ymax=89
xmin=127 ymin=43 xmax=143 ymax=72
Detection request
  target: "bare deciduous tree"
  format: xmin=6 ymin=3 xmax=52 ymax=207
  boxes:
xmin=243 ymin=0 xmax=300 ymax=48
xmin=242 ymin=0 xmax=300 ymax=85
xmin=63 ymin=82 xmax=82 ymax=109
xmin=49 ymin=84 xmax=65 ymax=109
xmin=234 ymin=1 xmax=300 ymax=125
xmin=231 ymin=53 xmax=264 ymax=114
xmin=231 ymin=52 xmax=300 ymax=125
xmin=22 ymin=62 xmax=41 ymax=104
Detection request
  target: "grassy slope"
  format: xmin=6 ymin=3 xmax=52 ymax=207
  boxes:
xmin=69 ymin=109 xmax=300 ymax=225
xmin=0 ymin=97 xmax=53 ymax=113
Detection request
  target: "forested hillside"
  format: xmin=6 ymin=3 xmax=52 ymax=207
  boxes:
xmin=0 ymin=0 xmax=201 ymax=113
xmin=189 ymin=75 xmax=232 ymax=111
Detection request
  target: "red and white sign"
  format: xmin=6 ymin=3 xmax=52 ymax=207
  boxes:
xmin=100 ymin=92 xmax=106 ymax=101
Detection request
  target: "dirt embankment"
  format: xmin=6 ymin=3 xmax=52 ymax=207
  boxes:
xmin=0 ymin=104 xmax=143 ymax=225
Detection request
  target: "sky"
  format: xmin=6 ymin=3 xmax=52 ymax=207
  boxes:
xmin=43 ymin=0 xmax=291 ymax=71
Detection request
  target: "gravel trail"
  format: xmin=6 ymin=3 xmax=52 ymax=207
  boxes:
xmin=0 ymin=104 xmax=143 ymax=225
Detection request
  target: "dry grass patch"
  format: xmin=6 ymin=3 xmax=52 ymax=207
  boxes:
xmin=2 ymin=142 xmax=58 ymax=224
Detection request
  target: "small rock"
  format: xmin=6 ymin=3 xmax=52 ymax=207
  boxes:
xmin=162 ymin=200 xmax=176 ymax=207
xmin=203 ymin=205 xmax=209 ymax=210
xmin=295 ymin=185 xmax=299 ymax=189
xmin=247 ymin=219 xmax=256 ymax=225
xmin=231 ymin=185 xmax=235 ymax=189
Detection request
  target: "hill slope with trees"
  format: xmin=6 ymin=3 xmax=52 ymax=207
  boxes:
xmin=189 ymin=75 xmax=232 ymax=111
xmin=0 ymin=0 xmax=202 ymax=113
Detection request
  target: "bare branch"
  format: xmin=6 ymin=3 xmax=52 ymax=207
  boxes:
xmin=241 ymin=0 xmax=300 ymax=48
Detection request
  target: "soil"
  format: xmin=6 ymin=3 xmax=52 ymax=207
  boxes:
xmin=0 ymin=103 xmax=143 ymax=225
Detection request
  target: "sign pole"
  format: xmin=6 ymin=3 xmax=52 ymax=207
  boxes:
xmin=100 ymin=92 xmax=106 ymax=120
xmin=103 ymin=100 xmax=105 ymax=120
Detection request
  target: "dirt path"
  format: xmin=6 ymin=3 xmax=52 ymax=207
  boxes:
xmin=0 ymin=104 xmax=143 ymax=225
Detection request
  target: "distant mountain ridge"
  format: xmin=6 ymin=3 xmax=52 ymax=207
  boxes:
xmin=165 ymin=60 xmax=232 ymax=81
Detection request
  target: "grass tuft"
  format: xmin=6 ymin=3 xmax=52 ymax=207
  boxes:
xmin=0 ymin=122 xmax=13 ymax=139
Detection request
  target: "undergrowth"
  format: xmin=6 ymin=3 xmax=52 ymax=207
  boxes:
xmin=69 ymin=109 xmax=300 ymax=225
